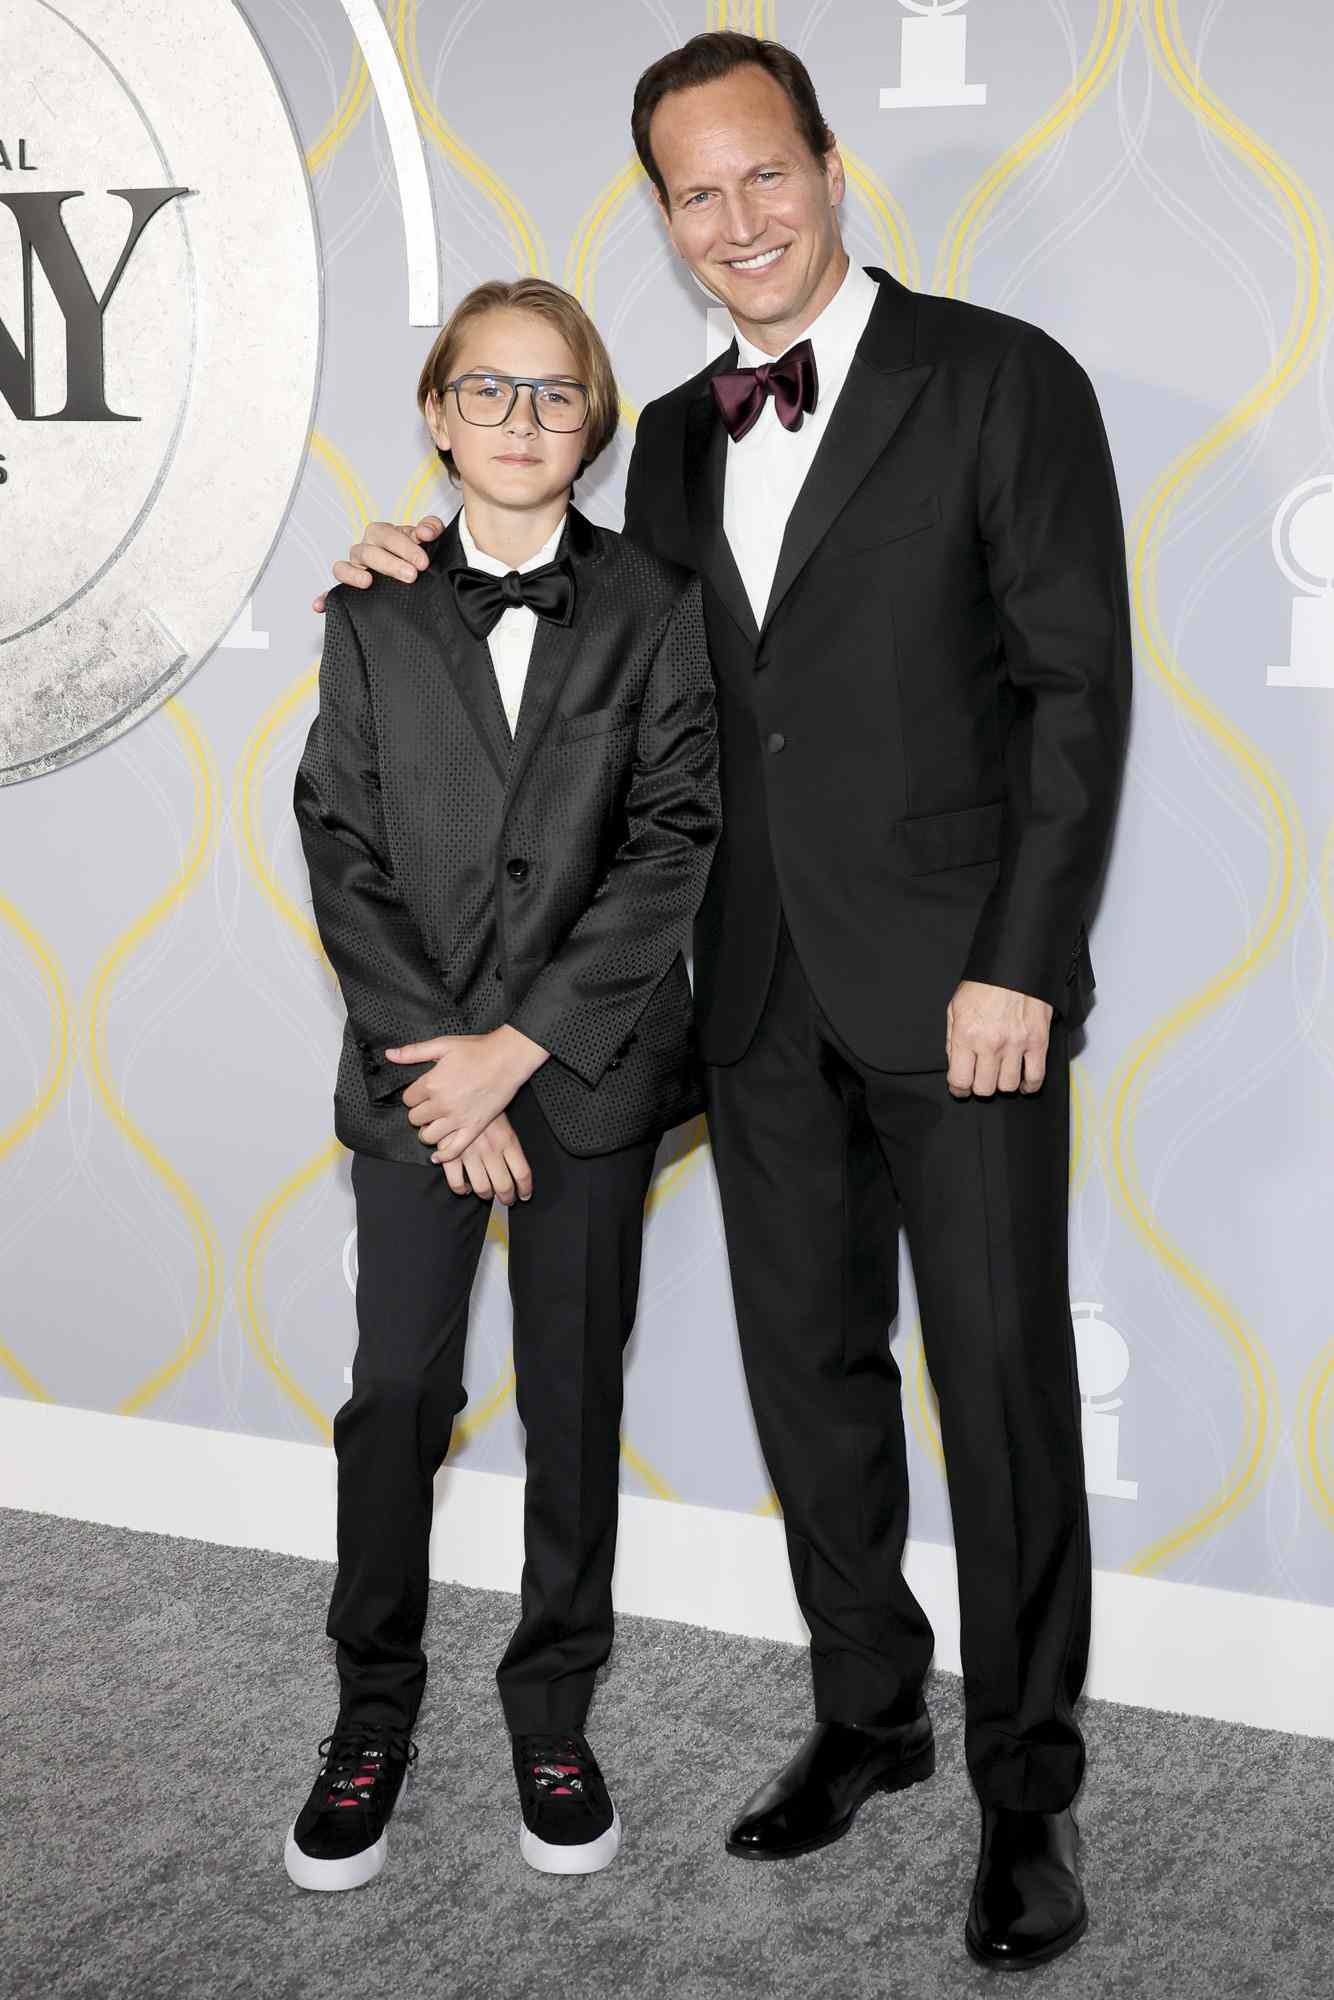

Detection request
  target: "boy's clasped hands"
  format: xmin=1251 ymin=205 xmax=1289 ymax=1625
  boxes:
xmin=386 ymin=1022 xmax=550 ymax=1205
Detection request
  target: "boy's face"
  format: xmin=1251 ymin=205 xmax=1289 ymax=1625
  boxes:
xmin=426 ymin=309 xmax=587 ymax=511
xmin=648 ymin=65 xmax=846 ymax=346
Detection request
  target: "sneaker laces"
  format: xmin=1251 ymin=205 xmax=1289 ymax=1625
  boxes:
xmin=316 ymin=1724 xmax=418 ymax=1813
xmin=523 ymin=1732 xmax=593 ymax=1802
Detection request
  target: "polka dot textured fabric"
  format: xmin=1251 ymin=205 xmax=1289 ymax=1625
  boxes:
xmin=294 ymin=507 xmax=720 ymax=1163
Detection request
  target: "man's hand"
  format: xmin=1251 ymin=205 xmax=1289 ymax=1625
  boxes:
xmin=946 ymin=980 xmax=1053 ymax=1099
xmin=312 ymin=514 xmax=445 ymax=614
xmin=441 ymin=1111 xmax=533 ymax=1206
xmin=387 ymin=1024 xmax=549 ymax=1162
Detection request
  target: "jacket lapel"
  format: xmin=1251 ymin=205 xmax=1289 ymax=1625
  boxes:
xmin=425 ymin=514 xmax=513 ymax=785
xmin=760 ymin=271 xmax=933 ymax=639
xmin=504 ymin=505 xmax=607 ymax=811
xmin=683 ymin=343 xmax=761 ymax=649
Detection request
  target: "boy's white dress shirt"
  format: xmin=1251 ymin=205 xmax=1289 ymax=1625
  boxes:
xmin=459 ymin=508 xmax=568 ymax=736
xmin=722 ymin=259 xmax=880 ymax=628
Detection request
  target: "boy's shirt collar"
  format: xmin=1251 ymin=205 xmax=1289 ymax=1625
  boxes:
xmin=458 ymin=507 xmax=567 ymax=578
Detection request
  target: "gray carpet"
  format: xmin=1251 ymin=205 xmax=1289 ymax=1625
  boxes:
xmin=3 ymin=1508 xmax=1331 ymax=2000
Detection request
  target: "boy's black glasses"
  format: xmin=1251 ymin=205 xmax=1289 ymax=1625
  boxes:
xmin=445 ymin=372 xmax=590 ymax=433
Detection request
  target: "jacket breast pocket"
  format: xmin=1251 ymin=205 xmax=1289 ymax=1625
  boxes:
xmin=559 ymin=701 xmax=642 ymax=742
xmin=897 ymin=799 xmax=1004 ymax=875
xmin=841 ymin=491 xmax=940 ymax=554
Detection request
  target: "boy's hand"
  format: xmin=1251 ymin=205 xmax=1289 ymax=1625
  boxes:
xmin=388 ymin=1024 xmax=549 ymax=1161
xmin=441 ymin=1112 xmax=533 ymax=1205
xmin=311 ymin=515 xmax=445 ymax=614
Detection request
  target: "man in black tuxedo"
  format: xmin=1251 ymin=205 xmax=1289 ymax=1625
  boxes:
xmin=325 ymin=31 xmax=1130 ymax=1970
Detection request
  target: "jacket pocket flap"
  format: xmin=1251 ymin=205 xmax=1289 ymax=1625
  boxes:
xmin=897 ymin=799 xmax=1004 ymax=875
xmin=559 ymin=701 xmax=642 ymax=741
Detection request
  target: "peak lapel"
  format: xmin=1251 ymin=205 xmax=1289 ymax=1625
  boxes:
xmin=760 ymin=272 xmax=933 ymax=640
xmin=424 ymin=515 xmax=513 ymax=785
xmin=684 ymin=349 xmax=761 ymax=649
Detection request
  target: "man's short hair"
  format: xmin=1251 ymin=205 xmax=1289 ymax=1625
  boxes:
xmin=631 ymin=31 xmax=835 ymax=207
xmin=417 ymin=279 xmax=620 ymax=480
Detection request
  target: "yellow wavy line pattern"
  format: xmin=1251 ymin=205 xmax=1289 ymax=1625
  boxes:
xmin=841 ymin=150 xmax=921 ymax=293
xmin=1297 ymin=1339 xmax=1334 ymax=1533
xmin=304 ymin=43 xmax=371 ymax=178
xmin=393 ymin=0 xmax=547 ymax=277
xmin=0 ymin=895 xmax=74 ymax=1399
xmin=239 ymin=1138 xmax=345 ymax=1442
xmin=82 ymin=704 xmax=225 ymax=1416
xmin=1106 ymin=0 xmax=1329 ymax=1576
xmin=709 ymin=0 xmax=776 ymax=33
xmin=0 ymin=897 xmax=74 ymax=1164
xmin=622 ymin=1435 xmax=681 ymax=1502
xmin=933 ymin=0 xmax=1133 ymax=299
xmin=235 ymin=665 xmax=327 ymax=964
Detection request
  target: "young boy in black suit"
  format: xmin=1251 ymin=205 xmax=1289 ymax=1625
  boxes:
xmin=285 ymin=279 xmax=719 ymax=1890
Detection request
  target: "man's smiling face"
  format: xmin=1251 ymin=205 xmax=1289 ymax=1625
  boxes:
xmin=648 ymin=63 xmax=848 ymax=355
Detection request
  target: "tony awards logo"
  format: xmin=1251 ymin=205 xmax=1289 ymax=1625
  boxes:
xmin=0 ymin=0 xmax=320 ymax=785
xmin=880 ymin=1 xmax=988 ymax=111
xmin=1072 ymin=1302 xmax=1138 ymax=1502
xmin=1268 ymin=475 xmax=1334 ymax=690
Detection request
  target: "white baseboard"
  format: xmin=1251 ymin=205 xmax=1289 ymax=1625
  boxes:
xmin=3 ymin=1397 xmax=1331 ymax=1741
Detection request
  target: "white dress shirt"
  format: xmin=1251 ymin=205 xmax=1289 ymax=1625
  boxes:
xmin=722 ymin=260 xmax=880 ymax=627
xmin=458 ymin=508 xmax=567 ymax=736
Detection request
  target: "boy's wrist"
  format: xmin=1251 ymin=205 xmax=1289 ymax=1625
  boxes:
xmin=493 ymin=1022 xmax=550 ymax=1085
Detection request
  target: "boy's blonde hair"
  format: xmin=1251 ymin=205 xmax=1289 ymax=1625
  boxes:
xmin=417 ymin=278 xmax=620 ymax=480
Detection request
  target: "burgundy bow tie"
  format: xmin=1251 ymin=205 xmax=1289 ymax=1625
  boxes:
xmin=710 ymin=337 xmax=819 ymax=443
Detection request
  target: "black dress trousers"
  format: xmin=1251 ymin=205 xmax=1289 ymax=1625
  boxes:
xmin=704 ymin=916 xmax=1091 ymax=1812
xmin=325 ymin=1081 xmax=658 ymax=1737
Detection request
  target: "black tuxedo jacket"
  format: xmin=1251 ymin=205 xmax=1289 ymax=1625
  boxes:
xmin=294 ymin=505 xmax=720 ymax=1164
xmin=624 ymin=267 xmax=1132 ymax=1070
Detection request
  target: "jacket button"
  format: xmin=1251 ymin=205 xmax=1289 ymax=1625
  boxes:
xmin=607 ymin=1058 xmax=621 ymax=1071
xmin=506 ymin=857 xmax=529 ymax=882
xmin=766 ymin=732 xmax=786 ymax=754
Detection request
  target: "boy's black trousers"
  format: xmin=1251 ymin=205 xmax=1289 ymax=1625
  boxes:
xmin=327 ymin=1082 xmax=658 ymax=1737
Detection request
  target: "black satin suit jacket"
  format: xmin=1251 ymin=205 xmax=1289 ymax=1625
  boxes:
xmin=294 ymin=505 xmax=720 ymax=1164
xmin=624 ymin=267 xmax=1132 ymax=1070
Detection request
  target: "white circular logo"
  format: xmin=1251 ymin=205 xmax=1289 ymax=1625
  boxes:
xmin=1 ymin=0 xmax=320 ymax=782
xmin=1272 ymin=475 xmax=1334 ymax=595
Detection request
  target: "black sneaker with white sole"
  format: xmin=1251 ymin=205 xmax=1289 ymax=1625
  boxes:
xmin=512 ymin=1729 xmax=621 ymax=1875
xmin=284 ymin=1722 xmax=417 ymax=1892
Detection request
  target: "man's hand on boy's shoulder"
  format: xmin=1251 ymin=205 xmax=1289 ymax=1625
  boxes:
xmin=311 ymin=515 xmax=445 ymax=615
xmin=441 ymin=1111 xmax=532 ymax=1206
xmin=387 ymin=1024 xmax=549 ymax=1165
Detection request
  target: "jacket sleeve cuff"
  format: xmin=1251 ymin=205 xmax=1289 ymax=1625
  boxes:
xmin=506 ymin=990 xmax=612 ymax=1090
xmin=961 ymin=922 xmax=1087 ymax=1021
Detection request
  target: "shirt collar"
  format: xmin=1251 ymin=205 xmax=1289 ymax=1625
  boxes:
xmin=732 ymin=259 xmax=878 ymax=375
xmin=458 ymin=507 xmax=566 ymax=577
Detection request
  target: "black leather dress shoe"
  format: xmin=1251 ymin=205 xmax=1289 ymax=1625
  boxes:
xmin=965 ymin=1805 xmax=1087 ymax=1970
xmin=725 ymin=1713 xmax=934 ymax=1859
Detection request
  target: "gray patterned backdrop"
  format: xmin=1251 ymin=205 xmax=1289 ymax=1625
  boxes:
xmin=3 ymin=1 xmax=1333 ymax=1614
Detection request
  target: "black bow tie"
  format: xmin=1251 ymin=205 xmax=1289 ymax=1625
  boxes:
xmin=451 ymin=556 xmax=576 ymax=641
